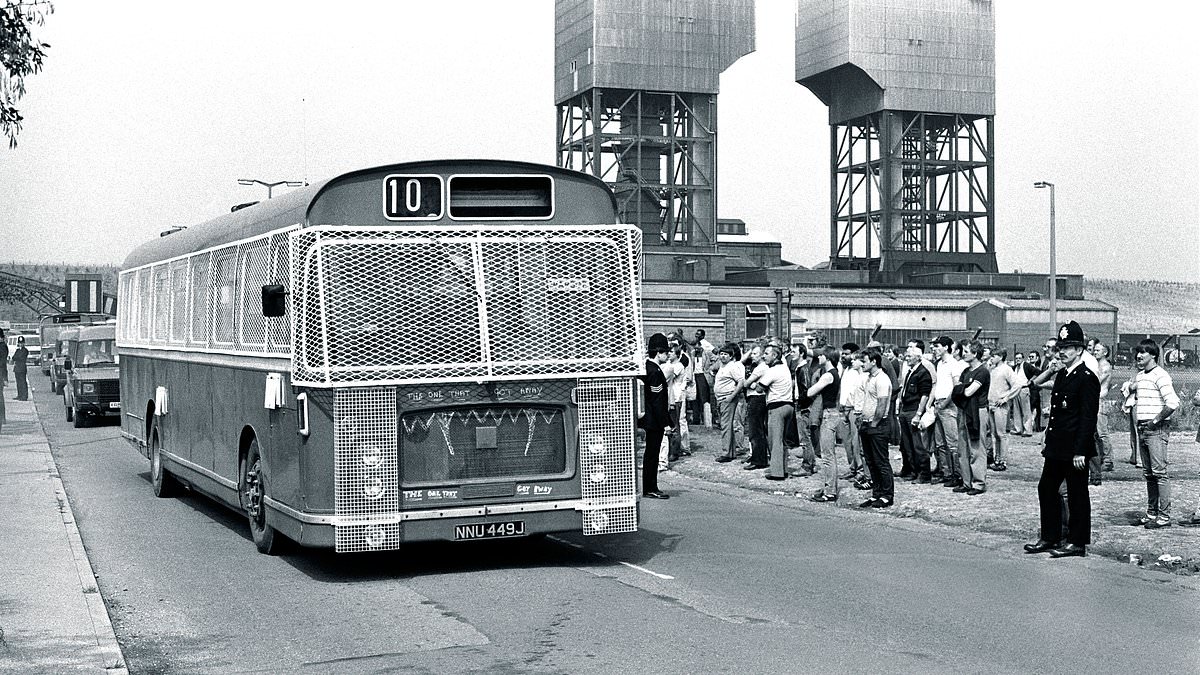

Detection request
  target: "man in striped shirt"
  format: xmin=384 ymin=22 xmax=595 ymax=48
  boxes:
xmin=1121 ymin=339 xmax=1180 ymax=528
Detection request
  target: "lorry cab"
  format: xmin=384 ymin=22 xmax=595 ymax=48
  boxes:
xmin=63 ymin=323 xmax=120 ymax=427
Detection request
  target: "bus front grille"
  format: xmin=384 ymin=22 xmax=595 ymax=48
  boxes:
xmin=333 ymin=387 xmax=401 ymax=553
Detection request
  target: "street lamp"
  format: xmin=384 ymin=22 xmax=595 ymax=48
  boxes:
xmin=237 ymin=178 xmax=305 ymax=199
xmin=1034 ymin=181 xmax=1056 ymax=335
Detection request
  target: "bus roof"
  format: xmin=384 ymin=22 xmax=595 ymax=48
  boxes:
xmin=122 ymin=159 xmax=619 ymax=270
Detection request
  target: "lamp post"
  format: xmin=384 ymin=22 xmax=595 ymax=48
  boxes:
xmin=1034 ymin=181 xmax=1056 ymax=335
xmin=237 ymin=178 xmax=305 ymax=199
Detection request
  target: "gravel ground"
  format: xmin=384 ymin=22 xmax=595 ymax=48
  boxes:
xmin=664 ymin=421 xmax=1200 ymax=575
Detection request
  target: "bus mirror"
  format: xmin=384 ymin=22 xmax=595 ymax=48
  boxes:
xmin=261 ymin=285 xmax=287 ymax=317
xmin=63 ymin=358 xmax=73 ymax=371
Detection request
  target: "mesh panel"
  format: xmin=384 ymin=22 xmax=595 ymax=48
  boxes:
xmin=189 ymin=252 xmax=213 ymax=345
xmin=334 ymin=387 xmax=401 ymax=552
xmin=267 ymin=231 xmax=293 ymax=351
xmin=152 ymin=265 xmax=169 ymax=341
xmin=211 ymin=247 xmax=237 ymax=346
xmin=576 ymin=378 xmax=637 ymax=535
xmin=169 ymin=260 xmax=189 ymax=344
xmin=400 ymin=406 xmax=566 ymax=484
xmin=290 ymin=224 xmax=643 ymax=387
xmin=238 ymin=238 xmax=270 ymax=348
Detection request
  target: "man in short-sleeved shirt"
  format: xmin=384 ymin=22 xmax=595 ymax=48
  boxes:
xmin=858 ymin=351 xmax=895 ymax=507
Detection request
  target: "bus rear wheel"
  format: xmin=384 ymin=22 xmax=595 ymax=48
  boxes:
xmin=149 ymin=423 xmax=179 ymax=498
xmin=241 ymin=439 xmax=282 ymax=555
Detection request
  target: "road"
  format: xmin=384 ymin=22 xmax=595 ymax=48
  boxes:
xmin=31 ymin=381 xmax=1200 ymax=674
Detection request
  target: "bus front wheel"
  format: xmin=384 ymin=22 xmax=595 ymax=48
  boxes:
xmin=241 ymin=439 xmax=282 ymax=555
xmin=149 ymin=423 xmax=179 ymax=498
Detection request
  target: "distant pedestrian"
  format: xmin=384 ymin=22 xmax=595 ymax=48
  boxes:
xmin=1122 ymin=339 xmax=1180 ymax=528
xmin=1011 ymin=352 xmax=1034 ymax=436
xmin=857 ymin=351 xmax=894 ymax=508
xmin=712 ymin=343 xmax=745 ymax=463
xmin=807 ymin=345 xmax=842 ymax=502
xmin=0 ymin=328 xmax=7 ymax=429
xmin=638 ymin=333 xmax=673 ymax=499
xmin=1023 ymin=321 xmax=1099 ymax=558
xmin=898 ymin=342 xmax=934 ymax=483
xmin=1088 ymin=342 xmax=1115 ymax=483
xmin=930 ymin=336 xmax=966 ymax=487
xmin=953 ymin=341 xmax=990 ymax=495
xmin=1026 ymin=350 xmax=1045 ymax=431
xmin=12 ymin=336 xmax=29 ymax=401
xmin=758 ymin=344 xmax=795 ymax=481
xmin=985 ymin=348 xmax=1016 ymax=472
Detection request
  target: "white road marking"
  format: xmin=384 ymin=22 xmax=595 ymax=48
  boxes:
xmin=548 ymin=536 xmax=675 ymax=580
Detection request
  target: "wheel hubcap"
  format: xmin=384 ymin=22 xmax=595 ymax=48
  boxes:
xmin=244 ymin=460 xmax=263 ymax=523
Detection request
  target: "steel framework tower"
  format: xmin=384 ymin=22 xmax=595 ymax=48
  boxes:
xmin=796 ymin=0 xmax=997 ymax=280
xmin=554 ymin=0 xmax=754 ymax=273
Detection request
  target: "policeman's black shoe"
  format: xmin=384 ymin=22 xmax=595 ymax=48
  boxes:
xmin=1023 ymin=539 xmax=1060 ymax=554
xmin=1048 ymin=543 xmax=1086 ymax=558
xmin=642 ymin=490 xmax=670 ymax=500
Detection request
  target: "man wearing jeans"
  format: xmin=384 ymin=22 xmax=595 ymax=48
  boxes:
xmin=759 ymin=344 xmax=795 ymax=481
xmin=1123 ymin=339 xmax=1179 ymax=528
xmin=807 ymin=345 xmax=842 ymax=502
xmin=930 ymin=336 xmax=966 ymax=487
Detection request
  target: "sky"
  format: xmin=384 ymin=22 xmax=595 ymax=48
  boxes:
xmin=1 ymin=0 xmax=1197 ymax=282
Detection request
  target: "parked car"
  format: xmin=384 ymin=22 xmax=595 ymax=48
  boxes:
xmin=62 ymin=323 xmax=120 ymax=427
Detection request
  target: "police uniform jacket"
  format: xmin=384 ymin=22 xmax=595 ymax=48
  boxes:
xmin=1042 ymin=361 xmax=1100 ymax=460
xmin=639 ymin=359 xmax=671 ymax=431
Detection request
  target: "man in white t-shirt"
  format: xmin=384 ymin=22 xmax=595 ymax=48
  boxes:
xmin=757 ymin=344 xmax=795 ymax=481
xmin=930 ymin=336 xmax=967 ymax=486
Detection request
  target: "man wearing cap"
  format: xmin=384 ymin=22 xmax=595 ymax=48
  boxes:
xmin=1023 ymin=321 xmax=1100 ymax=558
xmin=638 ymin=333 xmax=674 ymax=499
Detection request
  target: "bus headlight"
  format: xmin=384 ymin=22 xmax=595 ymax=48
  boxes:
xmin=362 ymin=477 xmax=385 ymax=500
xmin=586 ymin=433 xmax=606 ymax=455
xmin=364 ymin=525 xmax=387 ymax=549
xmin=82 ymin=383 xmax=95 ymax=394
xmin=588 ymin=466 xmax=607 ymax=484
xmin=360 ymin=444 xmax=383 ymax=467
xmin=589 ymin=510 xmax=610 ymax=531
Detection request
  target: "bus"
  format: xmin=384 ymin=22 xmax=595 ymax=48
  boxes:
xmin=117 ymin=160 xmax=645 ymax=554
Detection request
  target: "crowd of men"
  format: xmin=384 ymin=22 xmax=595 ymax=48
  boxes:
xmin=638 ymin=323 xmax=1199 ymax=558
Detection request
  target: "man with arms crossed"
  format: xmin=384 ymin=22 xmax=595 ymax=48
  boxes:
xmin=807 ymin=346 xmax=842 ymax=502
xmin=930 ymin=336 xmax=966 ymax=487
xmin=898 ymin=343 xmax=934 ymax=483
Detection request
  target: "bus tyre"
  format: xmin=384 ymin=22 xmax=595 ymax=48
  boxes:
xmin=149 ymin=423 xmax=179 ymax=498
xmin=241 ymin=439 xmax=282 ymax=555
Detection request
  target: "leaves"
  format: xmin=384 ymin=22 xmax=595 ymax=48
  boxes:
xmin=1 ymin=1 xmax=55 ymax=148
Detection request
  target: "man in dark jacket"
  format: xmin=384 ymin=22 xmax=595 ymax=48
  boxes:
xmin=1024 ymin=321 xmax=1100 ymax=558
xmin=13 ymin=336 xmax=29 ymax=400
xmin=639 ymin=333 xmax=673 ymax=499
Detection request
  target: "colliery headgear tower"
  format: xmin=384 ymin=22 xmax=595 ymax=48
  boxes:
xmin=555 ymin=0 xmax=754 ymax=281
xmin=796 ymin=0 xmax=997 ymax=281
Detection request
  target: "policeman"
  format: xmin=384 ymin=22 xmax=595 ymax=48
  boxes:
xmin=638 ymin=333 xmax=673 ymax=499
xmin=1023 ymin=321 xmax=1100 ymax=558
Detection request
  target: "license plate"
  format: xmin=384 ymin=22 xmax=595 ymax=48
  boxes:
xmin=454 ymin=521 xmax=526 ymax=541
xmin=109 ymin=402 xmax=122 ymax=409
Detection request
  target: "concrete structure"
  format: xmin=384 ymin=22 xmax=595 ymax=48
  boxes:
xmin=795 ymin=0 xmax=997 ymax=280
xmin=554 ymin=0 xmax=754 ymax=281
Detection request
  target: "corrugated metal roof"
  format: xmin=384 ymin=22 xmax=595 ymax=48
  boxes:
xmin=789 ymin=290 xmax=984 ymax=309
xmin=980 ymin=298 xmax=1117 ymax=311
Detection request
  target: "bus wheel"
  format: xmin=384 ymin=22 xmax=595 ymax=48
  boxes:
xmin=149 ymin=423 xmax=179 ymax=498
xmin=241 ymin=439 xmax=282 ymax=555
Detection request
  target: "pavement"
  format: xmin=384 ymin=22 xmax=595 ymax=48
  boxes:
xmin=0 ymin=390 xmax=127 ymax=674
